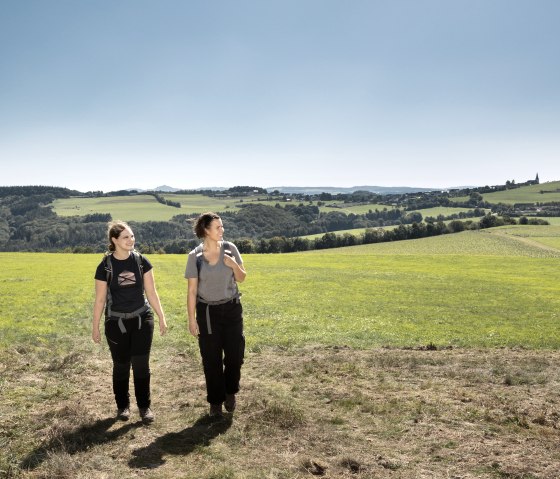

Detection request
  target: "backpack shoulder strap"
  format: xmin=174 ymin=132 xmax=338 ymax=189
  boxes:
xmin=194 ymin=244 xmax=204 ymax=276
xmin=103 ymin=254 xmax=113 ymax=284
xmin=132 ymin=250 xmax=145 ymax=290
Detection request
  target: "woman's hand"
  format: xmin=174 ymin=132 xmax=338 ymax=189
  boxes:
xmin=188 ymin=318 xmax=199 ymax=337
xmin=224 ymin=254 xmax=246 ymax=283
xmin=159 ymin=317 xmax=168 ymax=336
xmin=92 ymin=327 xmax=101 ymax=344
xmin=223 ymin=254 xmax=237 ymax=269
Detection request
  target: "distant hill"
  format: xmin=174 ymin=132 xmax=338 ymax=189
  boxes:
xmin=266 ymin=185 xmax=442 ymax=195
xmin=126 ymin=186 xmax=227 ymax=193
xmin=153 ymin=185 xmax=181 ymax=192
xmin=122 ymin=185 xmax=443 ymax=195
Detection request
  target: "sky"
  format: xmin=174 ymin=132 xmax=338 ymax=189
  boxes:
xmin=1 ymin=0 xmax=559 ymax=192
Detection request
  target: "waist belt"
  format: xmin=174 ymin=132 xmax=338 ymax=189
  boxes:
xmin=106 ymin=303 xmax=150 ymax=333
xmin=197 ymin=295 xmax=240 ymax=335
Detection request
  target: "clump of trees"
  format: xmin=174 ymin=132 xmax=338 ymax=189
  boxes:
xmin=150 ymin=192 xmax=181 ymax=208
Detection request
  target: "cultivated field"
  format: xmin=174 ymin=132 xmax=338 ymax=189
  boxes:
xmin=51 ymin=194 xmax=393 ymax=221
xmin=52 ymin=194 xmax=245 ymax=221
xmin=451 ymin=180 xmax=560 ymax=205
xmin=1 ymin=226 xmax=560 ymax=478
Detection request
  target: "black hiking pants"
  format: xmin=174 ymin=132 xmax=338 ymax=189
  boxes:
xmin=105 ymin=310 xmax=154 ymax=409
xmin=196 ymin=300 xmax=245 ymax=405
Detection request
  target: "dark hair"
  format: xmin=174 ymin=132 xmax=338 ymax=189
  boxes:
xmin=193 ymin=212 xmax=221 ymax=239
xmin=107 ymin=220 xmax=131 ymax=251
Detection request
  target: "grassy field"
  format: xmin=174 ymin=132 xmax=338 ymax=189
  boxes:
xmin=415 ymin=206 xmax=487 ymax=218
xmin=301 ymin=225 xmax=400 ymax=240
xmin=51 ymin=197 xmax=487 ymax=229
xmin=451 ymin=180 xmax=560 ymax=204
xmin=52 ymin=193 xmax=393 ymax=221
xmin=52 ymin=195 xmax=183 ymax=222
xmin=535 ymin=216 xmax=560 ymax=226
xmin=52 ymin=194 xmax=252 ymax=221
xmin=2 ymin=226 xmax=560 ymax=478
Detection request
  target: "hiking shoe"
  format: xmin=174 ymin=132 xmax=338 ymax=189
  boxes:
xmin=224 ymin=394 xmax=236 ymax=413
xmin=209 ymin=403 xmax=223 ymax=417
xmin=139 ymin=407 xmax=154 ymax=424
xmin=117 ymin=407 xmax=130 ymax=421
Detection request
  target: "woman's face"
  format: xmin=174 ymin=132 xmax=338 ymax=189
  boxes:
xmin=112 ymin=227 xmax=135 ymax=251
xmin=205 ymin=218 xmax=224 ymax=241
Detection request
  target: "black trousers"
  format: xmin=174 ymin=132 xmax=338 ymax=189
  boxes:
xmin=105 ymin=311 xmax=154 ymax=409
xmin=196 ymin=300 xmax=245 ymax=405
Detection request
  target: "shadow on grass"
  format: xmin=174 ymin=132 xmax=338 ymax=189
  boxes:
xmin=128 ymin=414 xmax=233 ymax=469
xmin=20 ymin=417 xmax=142 ymax=470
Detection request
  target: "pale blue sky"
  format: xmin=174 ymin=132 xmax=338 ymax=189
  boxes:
xmin=1 ymin=0 xmax=559 ymax=192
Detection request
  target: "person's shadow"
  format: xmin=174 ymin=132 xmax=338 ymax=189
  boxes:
xmin=128 ymin=415 xmax=233 ymax=469
xmin=20 ymin=417 xmax=142 ymax=470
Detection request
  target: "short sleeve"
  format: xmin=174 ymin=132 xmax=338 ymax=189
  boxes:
xmin=141 ymin=255 xmax=153 ymax=274
xmin=185 ymin=252 xmax=198 ymax=279
xmin=94 ymin=260 xmax=106 ymax=281
xmin=229 ymin=242 xmax=243 ymax=265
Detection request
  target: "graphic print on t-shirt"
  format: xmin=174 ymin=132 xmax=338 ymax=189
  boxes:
xmin=118 ymin=270 xmax=136 ymax=287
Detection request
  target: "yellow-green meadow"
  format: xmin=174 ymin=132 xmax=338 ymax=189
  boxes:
xmin=2 ymin=225 xmax=559 ymax=350
xmin=2 ymin=225 xmax=560 ymax=478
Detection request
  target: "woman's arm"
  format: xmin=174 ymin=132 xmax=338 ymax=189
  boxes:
xmin=143 ymin=269 xmax=167 ymax=335
xmin=187 ymin=277 xmax=199 ymax=336
xmin=223 ymin=255 xmax=246 ymax=283
xmin=92 ymin=279 xmax=107 ymax=343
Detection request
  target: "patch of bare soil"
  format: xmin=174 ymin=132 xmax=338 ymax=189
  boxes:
xmin=2 ymin=345 xmax=560 ymax=478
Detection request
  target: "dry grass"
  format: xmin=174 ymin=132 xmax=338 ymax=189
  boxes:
xmin=2 ymin=344 xmax=560 ymax=479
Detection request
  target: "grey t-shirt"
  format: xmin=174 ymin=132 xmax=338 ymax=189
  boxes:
xmin=184 ymin=241 xmax=243 ymax=302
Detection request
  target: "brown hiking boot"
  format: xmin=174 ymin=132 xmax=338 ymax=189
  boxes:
xmin=139 ymin=407 xmax=154 ymax=424
xmin=224 ymin=394 xmax=236 ymax=413
xmin=209 ymin=403 xmax=223 ymax=417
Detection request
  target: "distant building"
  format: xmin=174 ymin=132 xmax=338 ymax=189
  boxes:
xmin=528 ymin=173 xmax=540 ymax=185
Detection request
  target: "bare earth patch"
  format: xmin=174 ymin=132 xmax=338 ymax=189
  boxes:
xmin=2 ymin=345 xmax=560 ymax=478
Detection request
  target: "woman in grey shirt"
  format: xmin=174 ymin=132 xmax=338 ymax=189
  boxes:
xmin=185 ymin=212 xmax=246 ymax=417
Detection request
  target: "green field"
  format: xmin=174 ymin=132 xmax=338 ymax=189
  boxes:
xmin=301 ymin=225 xmax=401 ymax=240
xmin=452 ymin=180 xmax=560 ymax=204
xmin=3 ymin=226 xmax=560 ymax=478
xmin=52 ymin=193 xmax=393 ymax=221
xmin=317 ymin=202 xmax=392 ymax=214
xmin=535 ymin=216 xmax=560 ymax=225
xmin=52 ymin=195 xmax=183 ymax=221
xmin=2 ymin=225 xmax=559 ymax=350
xmin=52 ymin=193 xmax=254 ymax=221
xmin=415 ymin=206 xmax=487 ymax=218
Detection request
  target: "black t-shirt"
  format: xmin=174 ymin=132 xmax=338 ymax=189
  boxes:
xmin=94 ymin=253 xmax=153 ymax=313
